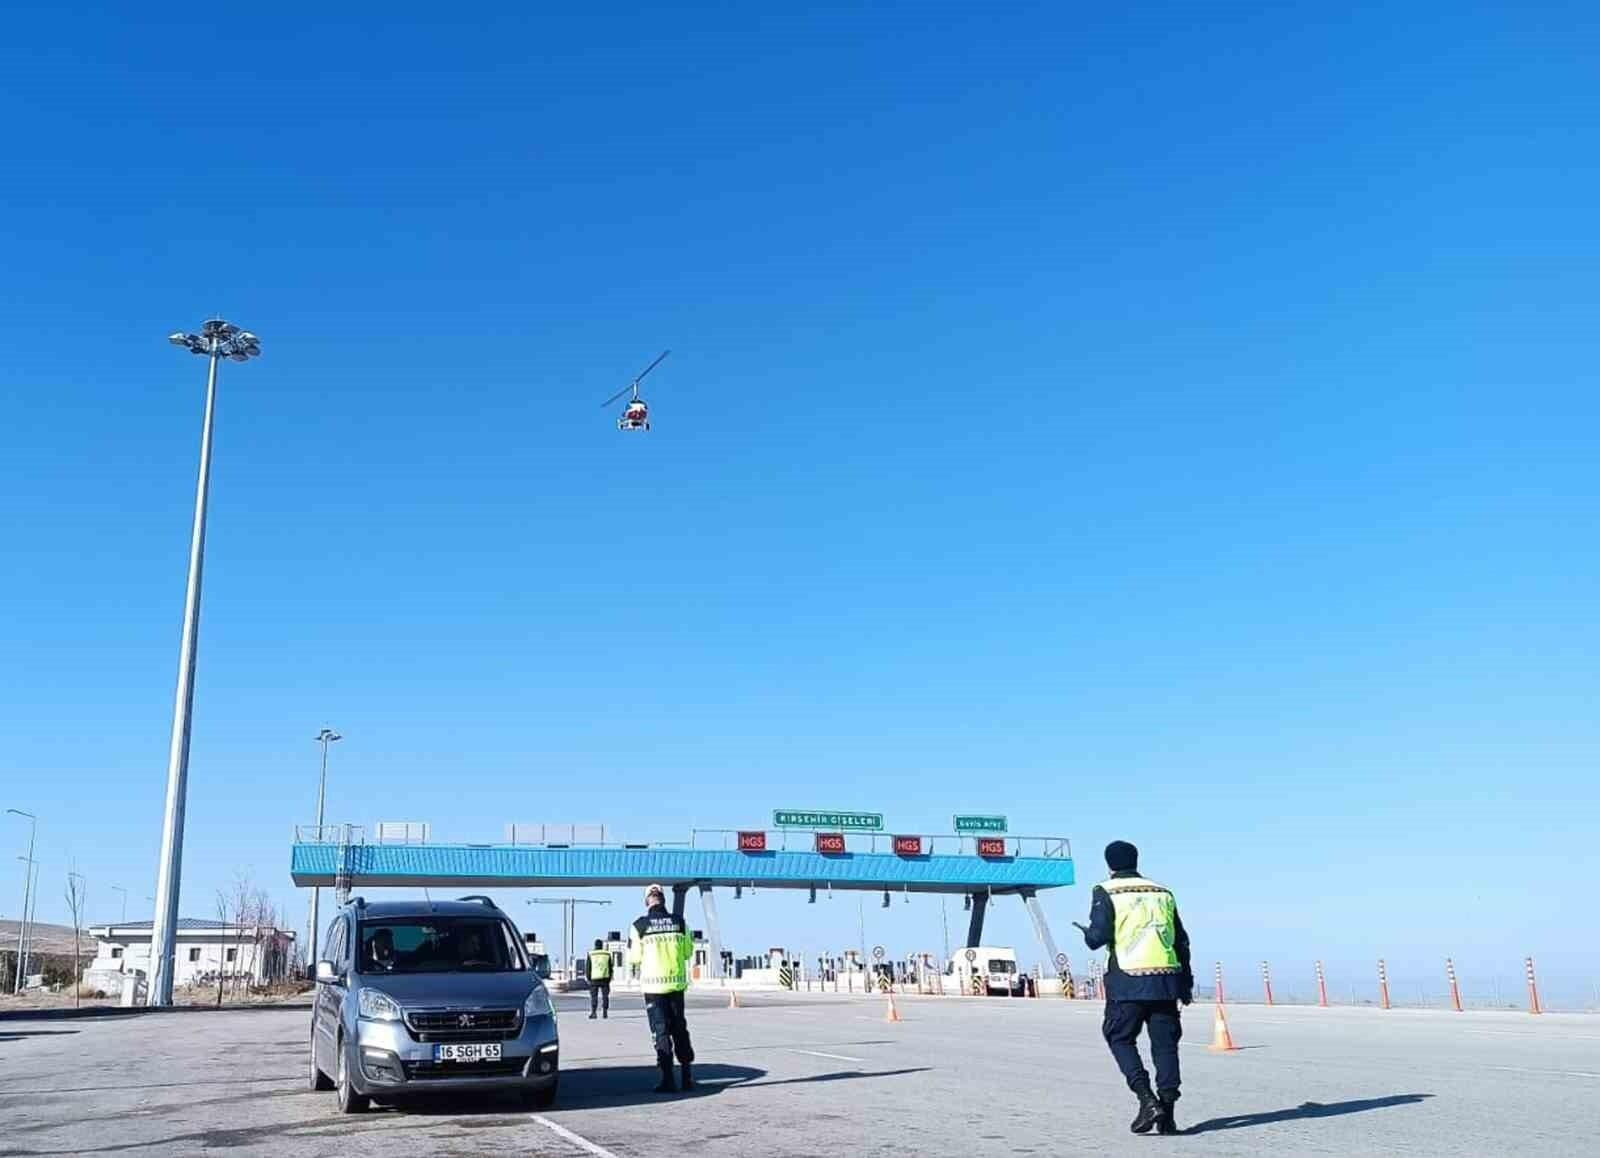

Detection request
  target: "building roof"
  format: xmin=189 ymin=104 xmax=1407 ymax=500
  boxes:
xmin=89 ymin=918 xmax=294 ymax=939
xmin=106 ymin=918 xmax=230 ymax=931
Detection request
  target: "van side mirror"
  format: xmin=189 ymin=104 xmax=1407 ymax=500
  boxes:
xmin=314 ymin=960 xmax=340 ymax=985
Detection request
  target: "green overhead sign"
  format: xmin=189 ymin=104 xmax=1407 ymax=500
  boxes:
xmin=953 ymin=814 xmax=1008 ymax=834
xmin=773 ymin=810 xmax=883 ymax=831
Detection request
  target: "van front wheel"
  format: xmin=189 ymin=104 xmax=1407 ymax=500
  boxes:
xmin=335 ymin=1034 xmax=370 ymax=1114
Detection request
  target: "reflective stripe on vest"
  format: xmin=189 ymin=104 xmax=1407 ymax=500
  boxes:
xmin=588 ymin=950 xmax=612 ymax=981
xmin=1101 ymin=876 xmax=1180 ymax=975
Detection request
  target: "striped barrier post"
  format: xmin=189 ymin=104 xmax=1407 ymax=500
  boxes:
xmin=1377 ymin=959 xmax=1391 ymax=1010
xmin=1525 ymin=957 xmax=1542 ymax=1015
xmin=1060 ymin=956 xmax=1075 ymax=999
xmin=1315 ymin=960 xmax=1328 ymax=1007
xmin=1214 ymin=961 xmax=1226 ymax=1006
xmin=1089 ymin=957 xmax=1102 ymax=1000
xmin=1446 ymin=958 xmax=1463 ymax=1012
xmin=1260 ymin=960 xmax=1274 ymax=1006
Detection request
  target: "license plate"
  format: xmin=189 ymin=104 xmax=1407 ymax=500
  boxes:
xmin=433 ymin=1043 xmax=503 ymax=1063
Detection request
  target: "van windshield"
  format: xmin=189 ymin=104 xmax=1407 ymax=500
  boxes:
xmin=358 ymin=918 xmax=525 ymax=974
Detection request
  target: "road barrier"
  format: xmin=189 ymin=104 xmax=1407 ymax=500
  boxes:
xmin=1378 ymin=958 xmax=1391 ymax=1010
xmin=1260 ymin=960 xmax=1274 ymax=1007
xmin=1315 ymin=960 xmax=1328 ymax=1007
xmin=1446 ymin=958 xmax=1462 ymax=1013
xmin=1525 ymin=957 xmax=1542 ymax=1015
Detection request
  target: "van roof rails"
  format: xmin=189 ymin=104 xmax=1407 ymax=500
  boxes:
xmin=457 ymin=894 xmax=498 ymax=908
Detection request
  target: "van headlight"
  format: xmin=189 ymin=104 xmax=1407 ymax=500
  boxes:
xmin=358 ymin=987 xmax=403 ymax=1022
xmin=524 ymin=984 xmax=554 ymax=1018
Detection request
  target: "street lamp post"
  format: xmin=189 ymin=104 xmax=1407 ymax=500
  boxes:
xmin=111 ymin=885 xmax=128 ymax=924
xmin=15 ymin=857 xmax=38 ymax=990
xmin=6 ymin=809 xmax=36 ymax=995
xmin=147 ymin=320 xmax=260 ymax=1007
xmin=307 ymin=728 xmax=342 ymax=969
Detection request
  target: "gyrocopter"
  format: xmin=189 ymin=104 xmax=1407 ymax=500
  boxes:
xmin=601 ymin=350 xmax=670 ymax=431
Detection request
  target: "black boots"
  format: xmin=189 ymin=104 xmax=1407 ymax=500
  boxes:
xmin=680 ymin=1062 xmax=695 ymax=1091
xmin=653 ymin=1061 xmax=677 ymax=1093
xmin=1129 ymin=1087 xmax=1162 ymax=1134
xmin=1156 ymin=1090 xmax=1180 ymax=1136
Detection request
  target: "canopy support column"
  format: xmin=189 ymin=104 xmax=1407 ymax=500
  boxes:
xmin=1021 ymin=890 xmax=1066 ymax=981
xmin=965 ymin=892 xmax=989 ymax=948
xmin=698 ymin=883 xmax=725 ymax=981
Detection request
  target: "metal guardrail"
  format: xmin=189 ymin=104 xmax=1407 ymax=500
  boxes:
xmin=293 ymin=824 xmax=1070 ymax=860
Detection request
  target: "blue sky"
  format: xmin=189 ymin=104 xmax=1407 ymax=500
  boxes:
xmin=2 ymin=3 xmax=1597 ymax=1004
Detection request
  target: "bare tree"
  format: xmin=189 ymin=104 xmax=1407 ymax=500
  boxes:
xmin=63 ymin=872 xmax=87 ymax=1007
xmin=252 ymin=888 xmax=281 ymax=984
xmin=214 ymin=888 xmax=230 ymax=1007
xmin=221 ymin=872 xmax=277 ymax=997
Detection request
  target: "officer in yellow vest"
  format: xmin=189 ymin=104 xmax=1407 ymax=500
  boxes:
xmin=587 ymin=938 xmax=613 ymax=1019
xmin=627 ymin=883 xmax=697 ymax=1093
xmin=1074 ymin=840 xmax=1193 ymax=1136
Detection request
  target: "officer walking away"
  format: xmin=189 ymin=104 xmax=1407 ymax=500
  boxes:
xmin=627 ymin=883 xmax=696 ymax=1093
xmin=588 ymin=938 xmax=613 ymax=1019
xmin=1074 ymin=840 xmax=1193 ymax=1136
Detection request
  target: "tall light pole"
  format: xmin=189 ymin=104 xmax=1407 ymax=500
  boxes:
xmin=307 ymin=728 xmax=342 ymax=969
xmin=111 ymin=885 xmax=128 ymax=924
xmin=525 ymin=898 xmax=611 ymax=979
xmin=15 ymin=857 xmax=39 ymax=990
xmin=6 ymin=809 xmax=35 ymax=995
xmin=147 ymin=320 xmax=260 ymax=1007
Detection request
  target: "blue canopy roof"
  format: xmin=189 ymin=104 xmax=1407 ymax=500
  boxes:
xmin=290 ymin=841 xmax=1074 ymax=895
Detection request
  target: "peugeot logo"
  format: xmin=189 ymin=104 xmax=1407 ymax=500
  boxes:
xmin=457 ymin=1013 xmax=475 ymax=1028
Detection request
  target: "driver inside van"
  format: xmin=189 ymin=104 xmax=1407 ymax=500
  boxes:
xmin=366 ymin=927 xmax=396 ymax=972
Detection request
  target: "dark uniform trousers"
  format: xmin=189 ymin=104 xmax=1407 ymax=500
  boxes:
xmin=1103 ymin=999 xmax=1182 ymax=1097
xmin=589 ymin=979 xmax=610 ymax=1016
xmin=644 ymin=991 xmax=695 ymax=1066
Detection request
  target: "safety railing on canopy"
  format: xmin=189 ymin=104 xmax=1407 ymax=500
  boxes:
xmin=292 ymin=825 xmax=1070 ymax=860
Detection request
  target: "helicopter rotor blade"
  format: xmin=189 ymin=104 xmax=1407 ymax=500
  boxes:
xmin=599 ymin=350 xmax=670 ymax=407
xmin=634 ymin=349 xmax=671 ymax=384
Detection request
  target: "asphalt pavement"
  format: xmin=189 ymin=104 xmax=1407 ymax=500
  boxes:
xmin=0 ymin=990 xmax=1594 ymax=1155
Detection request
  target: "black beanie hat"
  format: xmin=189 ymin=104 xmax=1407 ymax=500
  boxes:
xmin=1104 ymin=840 xmax=1139 ymax=872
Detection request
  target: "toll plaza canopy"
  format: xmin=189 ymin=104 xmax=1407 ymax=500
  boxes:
xmin=291 ymin=825 xmax=1076 ymax=976
xmin=289 ymin=827 xmax=1074 ymax=895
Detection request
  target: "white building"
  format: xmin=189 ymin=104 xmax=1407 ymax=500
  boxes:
xmin=85 ymin=918 xmax=297 ymax=994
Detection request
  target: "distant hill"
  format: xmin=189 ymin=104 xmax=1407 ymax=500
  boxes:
xmin=0 ymin=920 xmax=92 ymax=958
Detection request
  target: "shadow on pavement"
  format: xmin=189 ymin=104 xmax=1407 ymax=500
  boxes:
xmin=381 ymin=1062 xmax=932 ymax=1115
xmin=0 ymin=1002 xmax=310 ymax=1023
xmin=0 ymin=1030 xmax=81 ymax=1041
xmin=1186 ymin=1094 xmax=1434 ymax=1134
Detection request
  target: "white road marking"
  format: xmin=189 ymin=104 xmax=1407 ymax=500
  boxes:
xmin=789 ymin=1048 xmax=865 ymax=1063
xmin=1488 ymin=1066 xmax=1600 ymax=1079
xmin=531 ymin=1114 xmax=624 ymax=1158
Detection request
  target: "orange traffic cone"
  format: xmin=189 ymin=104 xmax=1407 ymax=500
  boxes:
xmin=884 ymin=991 xmax=903 ymax=1023
xmin=728 ymin=989 xmax=741 ymax=1009
xmin=1209 ymin=1002 xmax=1239 ymax=1052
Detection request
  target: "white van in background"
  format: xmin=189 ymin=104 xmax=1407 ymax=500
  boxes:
xmin=947 ymin=946 xmax=1023 ymax=996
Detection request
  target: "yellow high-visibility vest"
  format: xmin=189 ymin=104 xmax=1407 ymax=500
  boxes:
xmin=1101 ymin=876 xmax=1180 ymax=975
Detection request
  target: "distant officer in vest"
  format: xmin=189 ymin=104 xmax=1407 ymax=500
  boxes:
xmin=1074 ymin=840 xmax=1193 ymax=1136
xmin=627 ymin=883 xmax=696 ymax=1092
xmin=587 ymin=938 xmax=613 ymax=1019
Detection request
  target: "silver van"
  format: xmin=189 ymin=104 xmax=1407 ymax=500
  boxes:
xmin=309 ymin=895 xmax=560 ymax=1112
